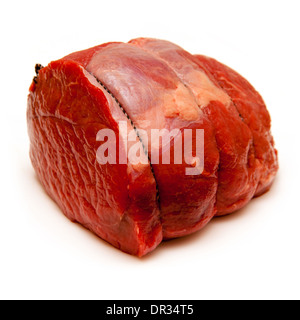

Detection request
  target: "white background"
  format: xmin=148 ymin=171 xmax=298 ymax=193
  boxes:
xmin=1 ymin=0 xmax=299 ymax=300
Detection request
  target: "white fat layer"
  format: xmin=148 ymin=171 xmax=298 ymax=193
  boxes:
xmin=185 ymin=69 xmax=231 ymax=108
xmin=163 ymin=83 xmax=200 ymax=121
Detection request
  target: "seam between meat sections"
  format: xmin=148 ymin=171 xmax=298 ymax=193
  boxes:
xmin=190 ymin=60 xmax=259 ymax=200
xmin=209 ymin=76 xmax=257 ymax=171
xmin=128 ymin=43 xmax=220 ymax=215
xmin=87 ymin=71 xmax=161 ymax=206
xmin=183 ymin=58 xmax=257 ymax=170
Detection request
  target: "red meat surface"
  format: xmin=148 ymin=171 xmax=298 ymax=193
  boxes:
xmin=27 ymin=38 xmax=278 ymax=256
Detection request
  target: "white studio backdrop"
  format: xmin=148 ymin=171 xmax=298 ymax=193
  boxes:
xmin=0 ymin=0 xmax=299 ymax=300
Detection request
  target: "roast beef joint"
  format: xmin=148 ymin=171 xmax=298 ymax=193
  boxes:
xmin=27 ymin=38 xmax=278 ymax=256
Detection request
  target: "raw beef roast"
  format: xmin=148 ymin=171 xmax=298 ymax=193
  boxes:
xmin=27 ymin=38 xmax=278 ymax=256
